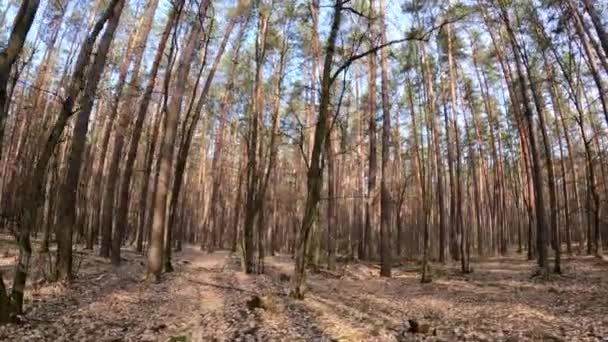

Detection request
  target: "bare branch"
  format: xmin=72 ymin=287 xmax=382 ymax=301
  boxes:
xmin=330 ymin=12 xmax=471 ymax=84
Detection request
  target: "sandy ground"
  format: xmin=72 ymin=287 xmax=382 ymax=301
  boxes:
xmin=1 ymin=239 xmax=607 ymax=341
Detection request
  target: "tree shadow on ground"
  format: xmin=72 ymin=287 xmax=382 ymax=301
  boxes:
xmin=0 ymin=246 xmax=228 ymax=341
xmin=268 ymin=253 xmax=608 ymax=341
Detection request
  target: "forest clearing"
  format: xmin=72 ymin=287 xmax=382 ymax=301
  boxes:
xmin=1 ymin=238 xmax=608 ymax=341
xmin=2 ymin=0 xmax=608 ymax=340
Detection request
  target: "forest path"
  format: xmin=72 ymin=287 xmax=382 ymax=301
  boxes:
xmin=1 ymin=240 xmax=608 ymax=341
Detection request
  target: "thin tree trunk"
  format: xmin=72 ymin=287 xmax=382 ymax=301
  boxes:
xmin=131 ymin=3 xmax=182 ymax=252
xmin=500 ymin=6 xmax=549 ymax=271
xmin=363 ymin=0 xmax=377 ymax=261
xmin=582 ymin=0 xmax=608 ymax=60
xmin=289 ymin=0 xmax=342 ymax=299
xmin=378 ymin=0 xmax=391 ymax=277
xmin=0 ymin=0 xmax=40 ymax=168
xmin=147 ymin=6 xmax=202 ymax=280
xmin=104 ymin=0 xmax=160 ymax=266
xmin=170 ymin=14 xmax=237 ymax=259
xmin=523 ymin=55 xmax=560 ymax=273
xmin=205 ymin=19 xmax=245 ymax=252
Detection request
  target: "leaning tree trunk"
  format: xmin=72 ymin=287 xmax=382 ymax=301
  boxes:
xmin=100 ymin=0 xmax=159 ymax=266
xmin=147 ymin=8 xmax=202 ymax=280
xmin=499 ymin=6 xmax=549 ymax=271
xmin=0 ymin=0 xmax=40 ymax=322
xmin=130 ymin=2 xmax=182 ymax=254
xmin=0 ymin=0 xmax=40 ymax=168
xmin=168 ymin=13 xmax=235 ymax=269
xmin=567 ymin=0 xmax=608 ymax=128
xmin=6 ymin=0 xmax=121 ymax=318
xmin=581 ymin=0 xmax=608 ymax=60
xmin=55 ymin=0 xmax=125 ymax=281
xmin=289 ymin=0 xmax=342 ymax=299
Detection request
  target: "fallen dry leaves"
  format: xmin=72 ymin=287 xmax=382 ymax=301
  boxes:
xmin=1 ymin=239 xmax=607 ymax=341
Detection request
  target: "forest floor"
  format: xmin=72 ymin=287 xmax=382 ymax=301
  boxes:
xmin=1 ymin=237 xmax=608 ymax=341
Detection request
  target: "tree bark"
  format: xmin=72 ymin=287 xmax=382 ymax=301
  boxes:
xmin=0 ymin=0 xmax=40 ymax=166
xmin=500 ymin=6 xmax=549 ymax=271
xmin=8 ymin=0 xmax=122 ymax=316
xmin=581 ymin=0 xmax=608 ymax=60
xmin=205 ymin=19 xmax=246 ymax=252
xmin=289 ymin=0 xmax=341 ymax=299
xmin=103 ymin=0 xmax=160 ymax=265
xmin=378 ymin=0 xmax=391 ymax=277
xmin=55 ymin=0 xmax=125 ymax=280
xmin=522 ymin=54 xmax=560 ymax=273
xmin=131 ymin=4 xmax=182 ymax=253
xmin=364 ymin=0 xmax=377 ymax=261
xmin=147 ymin=5 xmax=203 ymax=280
xmin=242 ymin=4 xmax=269 ymax=273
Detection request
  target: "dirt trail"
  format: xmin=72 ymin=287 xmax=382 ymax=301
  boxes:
xmin=1 ymin=242 xmax=607 ymax=341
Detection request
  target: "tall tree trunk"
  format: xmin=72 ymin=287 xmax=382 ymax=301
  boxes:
xmin=523 ymin=55 xmax=560 ymax=273
xmin=131 ymin=3 xmax=182 ymax=253
xmin=463 ymin=79 xmax=484 ymax=262
xmin=454 ymin=96 xmax=466 ymax=273
xmin=378 ymin=0 xmax=391 ymax=277
xmin=8 ymin=0 xmax=122 ymax=316
xmin=94 ymin=26 xmax=138 ymax=258
xmin=169 ymin=14 xmax=236 ymax=266
xmin=55 ymin=0 xmax=125 ymax=281
xmin=443 ymin=0 xmax=459 ymax=262
xmin=254 ymin=23 xmax=287 ymax=273
xmin=0 ymin=0 xmax=40 ymax=323
xmin=0 ymin=0 xmax=40 ymax=167
xmin=232 ymin=148 xmax=245 ymax=252
xmin=549 ymin=79 xmax=572 ymax=255
xmin=242 ymin=4 xmax=269 ymax=273
xmin=104 ymin=0 xmax=160 ymax=266
xmin=363 ymin=0 xmax=377 ymax=261
xmin=147 ymin=6 xmax=203 ymax=280
xmin=581 ymin=0 xmax=608 ymax=60
xmin=406 ymin=79 xmax=425 ymax=267
xmin=289 ymin=0 xmax=341 ymax=299
xmin=501 ymin=7 xmax=549 ymax=271
xmin=205 ymin=19 xmax=246 ymax=252
xmin=420 ymin=40 xmax=447 ymax=272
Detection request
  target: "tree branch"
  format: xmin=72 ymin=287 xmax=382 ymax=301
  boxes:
xmin=330 ymin=13 xmax=470 ymax=84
